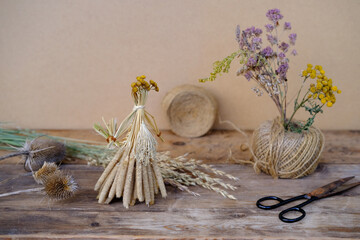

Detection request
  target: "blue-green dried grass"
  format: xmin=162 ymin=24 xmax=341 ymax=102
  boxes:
xmin=0 ymin=123 xmax=115 ymax=166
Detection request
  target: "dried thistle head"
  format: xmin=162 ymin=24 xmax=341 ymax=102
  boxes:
xmin=33 ymin=162 xmax=59 ymax=184
xmin=43 ymin=171 xmax=78 ymax=200
xmin=23 ymin=137 xmax=66 ymax=172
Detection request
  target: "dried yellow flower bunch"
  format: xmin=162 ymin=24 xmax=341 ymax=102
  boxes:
xmin=94 ymin=75 xmax=166 ymax=208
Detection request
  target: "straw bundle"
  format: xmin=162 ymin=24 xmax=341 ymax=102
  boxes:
xmin=94 ymin=76 xmax=166 ymax=208
xmin=250 ymin=118 xmax=324 ymax=178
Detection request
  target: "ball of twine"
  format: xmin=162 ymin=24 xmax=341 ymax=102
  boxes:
xmin=162 ymin=85 xmax=217 ymax=138
xmin=251 ymin=118 xmax=325 ymax=179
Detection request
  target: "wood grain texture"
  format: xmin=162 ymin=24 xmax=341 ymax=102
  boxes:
xmin=0 ymin=130 xmax=359 ymax=239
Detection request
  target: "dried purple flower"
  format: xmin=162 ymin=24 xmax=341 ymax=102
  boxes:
xmin=251 ymin=87 xmax=263 ymax=96
xmin=278 ymin=52 xmax=289 ymax=63
xmin=239 ymin=37 xmax=246 ymax=49
xmin=228 ymin=9 xmax=299 ymax=103
xmin=265 ymin=24 xmax=274 ymax=32
xmin=276 ymin=62 xmax=289 ymax=79
xmin=244 ymin=71 xmax=253 ymax=81
xmin=250 ymin=37 xmax=261 ymax=51
xmin=252 ymin=37 xmax=262 ymax=44
xmin=289 ymin=33 xmax=297 ymax=45
xmin=261 ymin=46 xmax=274 ymax=57
xmin=279 ymin=42 xmax=289 ymax=52
xmin=254 ymin=28 xmax=263 ymax=36
xmin=235 ymin=25 xmax=241 ymax=44
xmin=244 ymin=26 xmax=254 ymax=37
xmin=267 ymin=34 xmax=277 ymax=45
xmin=244 ymin=26 xmax=263 ymax=37
xmin=284 ymin=22 xmax=291 ymax=30
xmin=253 ymin=37 xmax=262 ymax=49
xmin=247 ymin=56 xmax=257 ymax=67
xmin=278 ymin=52 xmax=286 ymax=59
xmin=266 ymin=9 xmax=283 ymax=23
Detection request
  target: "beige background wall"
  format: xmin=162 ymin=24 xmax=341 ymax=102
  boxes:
xmin=0 ymin=0 xmax=359 ymax=130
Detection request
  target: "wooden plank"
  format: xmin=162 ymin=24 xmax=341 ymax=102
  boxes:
xmin=0 ymin=129 xmax=359 ymax=239
xmin=0 ymin=163 xmax=359 ymax=239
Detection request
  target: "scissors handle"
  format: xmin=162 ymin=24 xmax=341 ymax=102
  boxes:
xmin=256 ymin=194 xmax=308 ymax=210
xmin=279 ymin=206 xmax=306 ymax=223
xmin=256 ymin=194 xmax=318 ymax=223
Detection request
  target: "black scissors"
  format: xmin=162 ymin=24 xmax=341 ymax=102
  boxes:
xmin=256 ymin=176 xmax=360 ymax=223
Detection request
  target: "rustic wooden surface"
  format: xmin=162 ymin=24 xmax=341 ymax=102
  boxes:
xmin=0 ymin=130 xmax=359 ymax=239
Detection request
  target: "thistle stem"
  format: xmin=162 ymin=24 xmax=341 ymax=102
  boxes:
xmin=0 ymin=187 xmax=43 ymax=198
xmin=0 ymin=151 xmax=28 ymax=161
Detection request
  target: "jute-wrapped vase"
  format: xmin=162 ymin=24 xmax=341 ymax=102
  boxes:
xmin=250 ymin=118 xmax=325 ymax=179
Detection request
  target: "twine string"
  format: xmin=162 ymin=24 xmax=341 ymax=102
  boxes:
xmin=222 ymin=117 xmax=324 ymax=179
xmin=252 ymin=118 xmax=324 ymax=178
xmin=133 ymin=105 xmax=145 ymax=111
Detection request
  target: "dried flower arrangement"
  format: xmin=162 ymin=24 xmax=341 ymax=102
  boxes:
xmin=200 ymin=9 xmax=341 ymax=178
xmin=200 ymin=8 xmax=341 ymax=131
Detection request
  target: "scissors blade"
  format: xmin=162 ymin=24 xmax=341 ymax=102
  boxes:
xmin=307 ymin=176 xmax=355 ymax=199
xmin=323 ymin=182 xmax=360 ymax=198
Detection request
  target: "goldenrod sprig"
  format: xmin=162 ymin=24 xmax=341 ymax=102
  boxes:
xmin=199 ymin=51 xmax=240 ymax=82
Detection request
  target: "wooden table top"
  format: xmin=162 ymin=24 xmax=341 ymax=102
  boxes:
xmin=0 ymin=129 xmax=359 ymax=239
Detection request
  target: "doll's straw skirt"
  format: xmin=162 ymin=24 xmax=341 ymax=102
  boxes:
xmin=251 ymin=118 xmax=324 ymax=178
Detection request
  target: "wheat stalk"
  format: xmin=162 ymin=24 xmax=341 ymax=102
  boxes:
xmin=157 ymin=152 xmax=238 ymax=200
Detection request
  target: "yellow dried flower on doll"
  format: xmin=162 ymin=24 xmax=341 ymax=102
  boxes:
xmin=94 ymin=75 xmax=166 ymax=208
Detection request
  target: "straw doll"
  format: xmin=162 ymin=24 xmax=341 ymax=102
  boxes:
xmin=94 ymin=75 xmax=166 ymax=208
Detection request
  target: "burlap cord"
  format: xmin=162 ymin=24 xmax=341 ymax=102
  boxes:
xmin=225 ymin=118 xmax=325 ymax=179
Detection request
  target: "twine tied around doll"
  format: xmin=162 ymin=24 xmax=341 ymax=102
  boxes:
xmin=222 ymin=117 xmax=325 ymax=179
xmin=133 ymin=105 xmax=145 ymax=111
